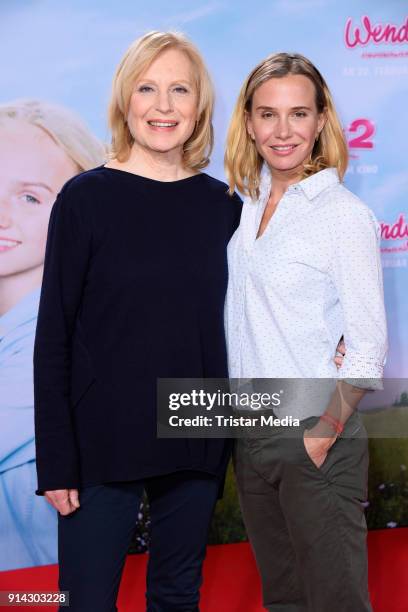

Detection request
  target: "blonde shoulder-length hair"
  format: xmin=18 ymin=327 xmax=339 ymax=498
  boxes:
xmin=108 ymin=31 xmax=214 ymax=171
xmin=0 ymin=99 xmax=106 ymax=171
xmin=225 ymin=52 xmax=348 ymax=199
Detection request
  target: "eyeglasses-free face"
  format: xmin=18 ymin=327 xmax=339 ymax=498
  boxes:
xmin=127 ymin=48 xmax=199 ymax=163
xmin=246 ymin=74 xmax=326 ymax=181
xmin=0 ymin=121 xmax=77 ymax=285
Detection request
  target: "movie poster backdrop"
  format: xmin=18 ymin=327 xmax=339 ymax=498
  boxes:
xmin=0 ymin=0 xmax=407 ymax=569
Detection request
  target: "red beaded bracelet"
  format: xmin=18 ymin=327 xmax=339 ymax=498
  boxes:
xmin=320 ymin=413 xmax=344 ymax=435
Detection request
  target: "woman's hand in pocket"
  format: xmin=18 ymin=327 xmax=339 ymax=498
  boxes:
xmin=303 ymin=422 xmax=337 ymax=468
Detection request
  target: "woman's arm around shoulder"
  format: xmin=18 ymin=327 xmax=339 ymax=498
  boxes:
xmin=328 ymin=186 xmax=388 ymax=386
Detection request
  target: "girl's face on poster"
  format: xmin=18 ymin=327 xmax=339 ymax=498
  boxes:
xmin=246 ymin=74 xmax=326 ymax=179
xmin=0 ymin=121 xmax=77 ymax=279
xmin=127 ymin=48 xmax=198 ymax=160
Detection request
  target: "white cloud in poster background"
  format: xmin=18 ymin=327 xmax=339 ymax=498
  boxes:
xmin=273 ymin=0 xmax=333 ymax=14
xmin=166 ymin=3 xmax=224 ymax=25
xmin=2 ymin=4 xmax=140 ymax=83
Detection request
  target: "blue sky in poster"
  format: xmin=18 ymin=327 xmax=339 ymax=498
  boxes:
xmin=1 ymin=0 xmax=407 ymax=374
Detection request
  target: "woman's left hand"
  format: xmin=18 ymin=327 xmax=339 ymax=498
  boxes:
xmin=303 ymin=426 xmax=337 ymax=468
xmin=334 ymin=339 xmax=346 ymax=369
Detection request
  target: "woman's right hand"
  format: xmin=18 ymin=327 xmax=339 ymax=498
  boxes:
xmin=45 ymin=489 xmax=80 ymax=515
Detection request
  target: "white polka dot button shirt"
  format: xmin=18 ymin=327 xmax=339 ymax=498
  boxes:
xmin=225 ymin=167 xmax=388 ymax=415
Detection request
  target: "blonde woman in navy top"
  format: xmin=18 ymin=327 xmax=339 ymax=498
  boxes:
xmin=34 ymin=32 xmax=241 ymax=611
xmin=225 ymin=53 xmax=387 ymax=612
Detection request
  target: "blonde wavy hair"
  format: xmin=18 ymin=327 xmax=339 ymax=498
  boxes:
xmin=0 ymin=99 xmax=106 ymax=171
xmin=108 ymin=31 xmax=214 ymax=171
xmin=225 ymin=52 xmax=348 ymax=199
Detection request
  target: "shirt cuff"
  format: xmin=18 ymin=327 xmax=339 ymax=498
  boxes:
xmin=337 ymin=352 xmax=385 ymax=390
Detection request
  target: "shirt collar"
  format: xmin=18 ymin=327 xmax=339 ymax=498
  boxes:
xmin=0 ymin=287 xmax=41 ymax=339
xmin=257 ymin=166 xmax=339 ymax=204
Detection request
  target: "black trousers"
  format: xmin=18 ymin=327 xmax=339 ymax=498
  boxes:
xmin=58 ymin=471 xmax=219 ymax=612
xmin=234 ymin=412 xmax=372 ymax=612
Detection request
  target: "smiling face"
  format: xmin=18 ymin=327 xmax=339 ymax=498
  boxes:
xmin=0 ymin=120 xmax=78 ymax=281
xmin=246 ymin=74 xmax=326 ymax=181
xmin=127 ymin=48 xmax=198 ymax=160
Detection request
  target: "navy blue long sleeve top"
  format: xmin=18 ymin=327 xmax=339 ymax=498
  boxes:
xmin=34 ymin=166 xmax=242 ymax=494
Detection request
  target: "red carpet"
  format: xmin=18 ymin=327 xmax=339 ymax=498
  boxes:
xmin=0 ymin=529 xmax=407 ymax=611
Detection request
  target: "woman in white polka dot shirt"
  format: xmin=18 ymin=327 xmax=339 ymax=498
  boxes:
xmin=225 ymin=53 xmax=387 ymax=612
